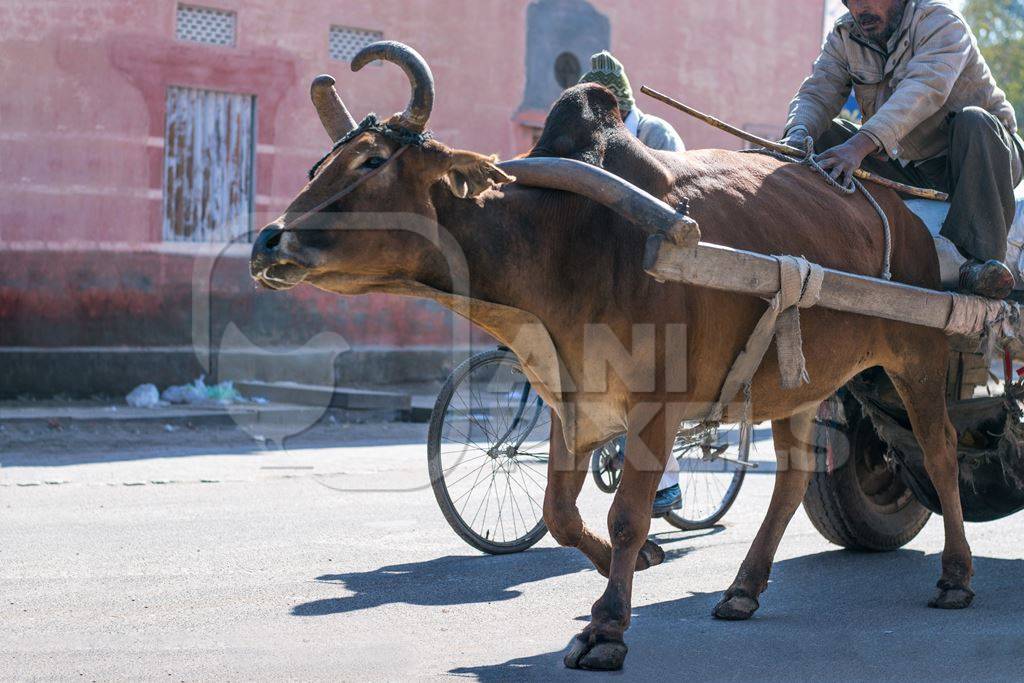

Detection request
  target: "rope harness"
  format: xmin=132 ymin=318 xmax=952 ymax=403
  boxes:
xmin=707 ymin=137 xmax=894 ymax=427
xmin=282 ymin=145 xmax=411 ymax=234
xmin=279 ymin=114 xmax=432 ymax=234
xmin=744 ymin=138 xmax=893 ymax=281
xmin=308 ymin=114 xmax=432 ymax=180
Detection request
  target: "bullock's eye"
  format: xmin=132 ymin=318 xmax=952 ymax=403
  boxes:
xmin=362 ymin=156 xmax=387 ymax=169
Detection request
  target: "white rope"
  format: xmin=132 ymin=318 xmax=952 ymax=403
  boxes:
xmin=854 ymin=179 xmax=893 ymax=281
xmin=705 ymin=139 xmax=893 ymax=430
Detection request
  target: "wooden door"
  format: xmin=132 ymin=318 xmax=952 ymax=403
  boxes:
xmin=163 ymin=86 xmax=255 ymax=242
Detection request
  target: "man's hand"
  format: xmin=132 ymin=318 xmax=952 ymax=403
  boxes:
xmin=779 ymin=125 xmax=812 ymax=154
xmin=814 ymin=132 xmax=879 ymax=186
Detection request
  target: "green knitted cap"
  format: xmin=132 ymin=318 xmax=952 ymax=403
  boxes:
xmin=578 ymin=50 xmax=635 ymax=113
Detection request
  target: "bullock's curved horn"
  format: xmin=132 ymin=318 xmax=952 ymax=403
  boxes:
xmin=498 ymin=158 xmax=700 ymax=247
xmin=310 ymin=75 xmax=357 ymax=142
xmin=351 ymin=41 xmax=434 ymax=132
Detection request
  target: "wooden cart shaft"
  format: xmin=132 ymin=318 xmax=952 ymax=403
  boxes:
xmin=643 ymin=234 xmax=957 ymax=331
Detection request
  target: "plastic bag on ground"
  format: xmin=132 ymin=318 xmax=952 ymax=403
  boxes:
xmin=125 ymin=383 xmax=162 ymax=408
xmin=161 ymin=375 xmax=246 ymax=405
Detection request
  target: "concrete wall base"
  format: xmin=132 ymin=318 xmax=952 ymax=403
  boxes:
xmin=0 ymin=346 xmax=476 ymax=399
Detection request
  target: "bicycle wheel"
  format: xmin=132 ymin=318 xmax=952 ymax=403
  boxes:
xmin=427 ymin=349 xmax=550 ymax=554
xmin=590 ymin=436 xmax=624 ymax=493
xmin=663 ymin=421 xmax=753 ymax=530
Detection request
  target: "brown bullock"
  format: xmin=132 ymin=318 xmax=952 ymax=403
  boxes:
xmin=250 ymin=42 xmax=971 ymax=671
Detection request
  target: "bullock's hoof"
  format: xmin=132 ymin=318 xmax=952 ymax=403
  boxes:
xmin=712 ymin=590 xmax=760 ymax=620
xmin=635 ymin=539 xmax=665 ymax=571
xmin=928 ymin=581 xmax=975 ymax=610
xmin=563 ymin=634 xmax=628 ymax=671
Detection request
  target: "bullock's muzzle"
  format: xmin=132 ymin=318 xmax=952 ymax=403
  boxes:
xmin=250 ymin=225 xmax=308 ymax=290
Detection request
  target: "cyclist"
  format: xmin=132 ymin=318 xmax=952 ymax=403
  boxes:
xmin=579 ymin=51 xmax=686 ymax=516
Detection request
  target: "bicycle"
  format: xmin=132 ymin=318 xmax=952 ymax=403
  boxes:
xmin=590 ymin=422 xmax=752 ymax=530
xmin=427 ymin=348 xmax=753 ymax=554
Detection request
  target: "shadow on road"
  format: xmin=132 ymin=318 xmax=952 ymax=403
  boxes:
xmin=450 ymin=550 xmax=1024 ymax=681
xmin=292 ymin=548 xmax=592 ymax=616
xmin=292 ymin=528 xmax=719 ymax=617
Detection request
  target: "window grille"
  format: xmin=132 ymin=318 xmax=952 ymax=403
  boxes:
xmin=176 ymin=5 xmax=236 ymax=47
xmin=329 ymin=26 xmax=383 ymax=62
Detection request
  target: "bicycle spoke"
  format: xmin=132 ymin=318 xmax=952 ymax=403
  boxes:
xmin=446 ymin=454 xmax=495 ymax=493
xmin=493 ymin=460 xmax=514 ymax=542
xmin=503 ymin=462 xmax=536 ymax=532
xmin=515 ymin=461 xmax=548 ymax=493
xmin=440 ymin=451 xmax=490 ymax=471
xmin=469 ymin=460 xmax=498 ymax=531
xmin=453 ymin=456 xmax=494 ymax=514
xmin=510 ymin=461 xmax=544 ymax=517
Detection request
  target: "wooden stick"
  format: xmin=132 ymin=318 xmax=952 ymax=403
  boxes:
xmin=640 ymin=85 xmax=950 ymax=202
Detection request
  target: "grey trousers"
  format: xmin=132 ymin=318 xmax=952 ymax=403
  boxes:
xmin=817 ymin=108 xmax=1023 ymax=262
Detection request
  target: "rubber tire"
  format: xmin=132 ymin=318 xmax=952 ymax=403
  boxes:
xmin=803 ymin=393 xmax=931 ymax=552
xmin=427 ymin=349 xmax=549 ymax=555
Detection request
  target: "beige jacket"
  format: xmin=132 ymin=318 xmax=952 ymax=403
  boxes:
xmin=786 ymin=0 xmax=1016 ymax=161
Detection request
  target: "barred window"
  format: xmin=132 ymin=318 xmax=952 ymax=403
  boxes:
xmin=329 ymin=26 xmax=383 ymax=62
xmin=176 ymin=5 xmax=236 ymax=47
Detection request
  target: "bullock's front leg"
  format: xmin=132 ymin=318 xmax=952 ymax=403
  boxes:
xmin=543 ymin=410 xmax=614 ymax=576
xmin=714 ymin=408 xmax=816 ymax=620
xmin=564 ymin=404 xmax=669 ymax=671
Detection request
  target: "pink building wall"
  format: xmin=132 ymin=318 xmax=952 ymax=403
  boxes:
xmin=0 ymin=0 xmax=828 ymax=391
xmin=2 ymin=0 xmax=827 ymax=244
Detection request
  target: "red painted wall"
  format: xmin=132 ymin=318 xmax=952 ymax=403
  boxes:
xmin=0 ymin=0 xmax=827 ymax=355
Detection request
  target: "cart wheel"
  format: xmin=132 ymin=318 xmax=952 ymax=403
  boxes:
xmin=803 ymin=391 xmax=931 ymax=551
xmin=427 ymin=349 xmax=549 ymax=554
xmin=590 ymin=437 xmax=624 ymax=493
xmin=662 ymin=421 xmax=752 ymax=530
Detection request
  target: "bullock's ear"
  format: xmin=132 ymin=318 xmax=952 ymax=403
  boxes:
xmin=443 ymin=150 xmax=515 ymax=199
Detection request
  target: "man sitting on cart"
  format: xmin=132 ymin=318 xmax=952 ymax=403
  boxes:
xmin=782 ymin=0 xmax=1024 ymax=299
xmin=579 ymin=51 xmax=688 ymax=516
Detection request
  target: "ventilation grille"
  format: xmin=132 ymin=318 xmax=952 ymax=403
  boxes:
xmin=329 ymin=26 xmax=383 ymax=62
xmin=176 ymin=5 xmax=236 ymax=47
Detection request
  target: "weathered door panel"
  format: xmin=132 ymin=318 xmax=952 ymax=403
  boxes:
xmin=163 ymin=86 xmax=255 ymax=242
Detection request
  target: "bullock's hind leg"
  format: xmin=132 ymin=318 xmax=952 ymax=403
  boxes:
xmin=564 ymin=404 xmax=671 ymax=671
xmin=886 ymin=352 xmax=973 ymax=609
xmin=714 ymin=407 xmax=817 ymax=620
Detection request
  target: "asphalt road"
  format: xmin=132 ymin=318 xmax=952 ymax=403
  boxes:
xmin=2 ymin=423 xmax=1023 ymax=681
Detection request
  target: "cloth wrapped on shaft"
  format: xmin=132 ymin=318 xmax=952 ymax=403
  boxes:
xmin=944 ymin=293 xmax=1024 ymax=357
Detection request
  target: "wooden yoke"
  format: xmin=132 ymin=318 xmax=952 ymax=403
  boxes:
xmin=500 ymin=157 xmax=700 ymax=246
